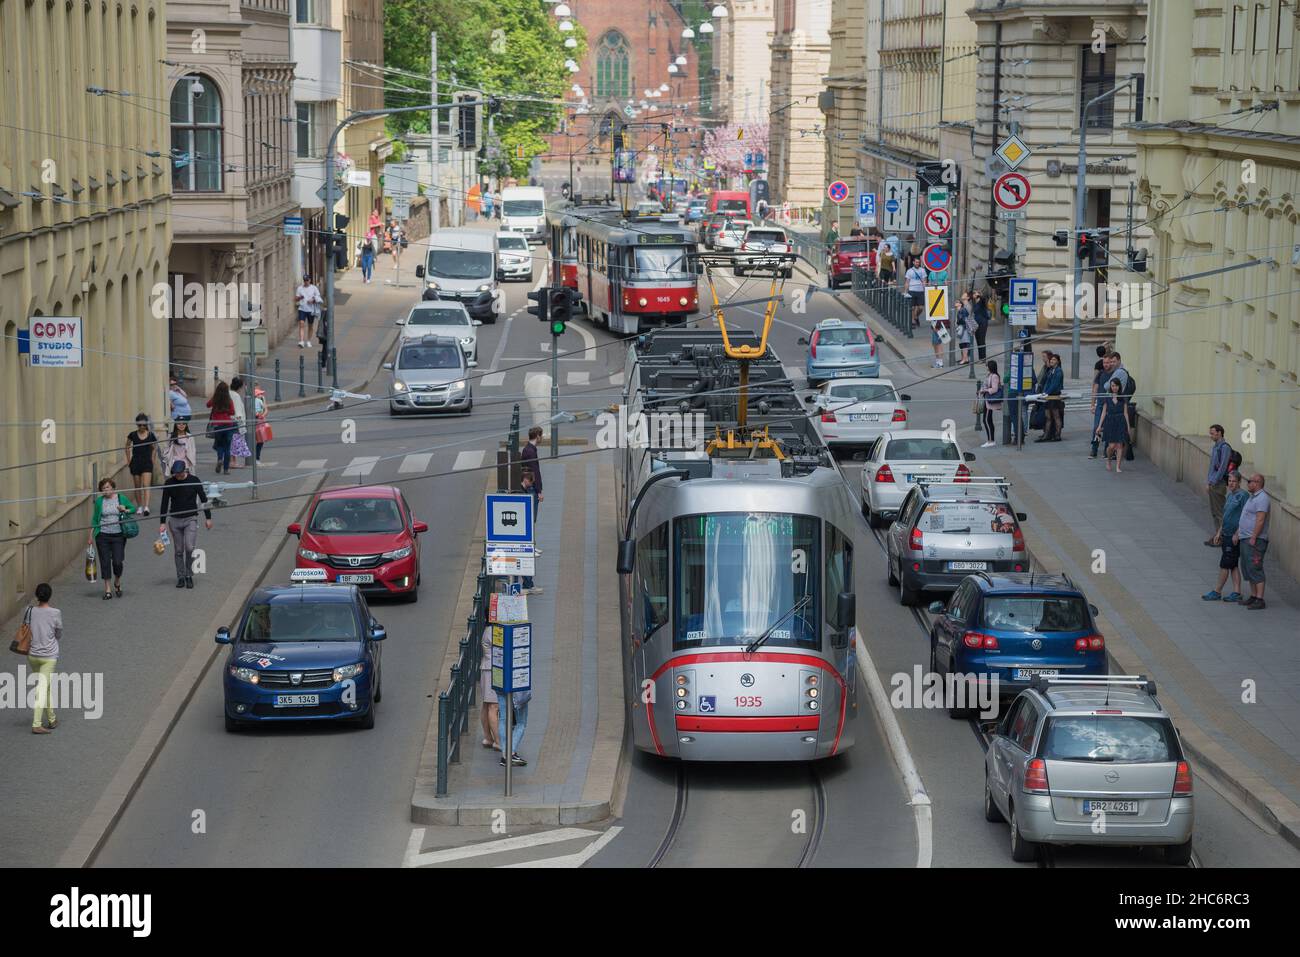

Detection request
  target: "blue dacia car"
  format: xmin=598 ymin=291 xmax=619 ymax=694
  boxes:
xmin=927 ymin=573 xmax=1106 ymax=716
xmin=217 ymin=570 xmax=386 ymax=731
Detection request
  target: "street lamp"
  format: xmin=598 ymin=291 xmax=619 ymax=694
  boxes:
xmin=554 ymin=3 xmax=571 ymax=16
xmin=668 ymin=63 xmax=678 ymax=74
xmin=675 ymin=54 xmax=687 ymax=65
xmin=712 ymin=4 xmax=728 ymax=16
xmin=564 ymin=37 xmax=577 ymax=48
xmin=559 ymin=19 xmax=573 ymax=32
xmin=681 ymin=26 xmax=695 ymax=39
xmin=699 ymin=22 xmax=714 ymax=34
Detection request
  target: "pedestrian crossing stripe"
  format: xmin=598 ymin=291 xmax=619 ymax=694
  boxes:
xmin=342 ymin=456 xmax=380 ymax=477
xmin=567 ymin=371 xmax=590 ymax=386
xmin=453 ymin=450 xmax=485 ymax=472
xmin=926 ymin=286 xmax=948 ymax=321
xmin=479 ymin=373 xmax=506 ymax=387
xmin=397 ymin=453 xmax=432 ymax=474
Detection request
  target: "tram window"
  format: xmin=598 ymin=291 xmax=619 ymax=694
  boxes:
xmin=824 ymin=525 xmax=853 ymax=630
xmin=636 ymin=522 xmax=669 ymax=636
xmin=634 ymin=245 xmax=687 ymax=279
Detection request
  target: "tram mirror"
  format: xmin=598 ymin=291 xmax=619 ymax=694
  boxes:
xmin=836 ymin=592 xmax=855 ymax=630
xmin=415 ymin=265 xmax=425 ymax=278
xmin=617 ymin=539 xmax=636 ymax=575
xmin=803 ymin=394 xmax=816 ymax=404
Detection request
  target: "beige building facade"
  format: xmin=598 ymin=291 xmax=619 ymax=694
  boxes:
xmin=0 ymin=0 xmax=171 ymax=621
xmin=769 ymin=0 xmax=832 ymax=210
xmin=716 ymin=0 xmax=775 ymax=126
xmin=166 ymin=0 xmax=299 ymax=396
xmin=820 ymin=0 xmax=868 ymax=234
xmin=1121 ymin=0 xmax=1300 ymax=580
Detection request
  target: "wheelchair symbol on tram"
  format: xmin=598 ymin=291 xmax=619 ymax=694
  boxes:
xmin=698 ymin=695 xmax=717 ymax=713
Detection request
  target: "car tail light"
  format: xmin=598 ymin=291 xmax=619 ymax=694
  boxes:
xmin=1012 ymin=527 xmax=1026 ymax=552
xmin=874 ymin=463 xmax=894 ymax=483
xmin=962 ymin=631 xmax=999 ymax=649
xmin=809 ymin=330 xmax=820 ymax=358
xmin=821 ymin=411 xmax=837 ymax=423
xmin=868 ymin=329 xmax=877 ymax=356
xmin=909 ymin=527 xmax=924 ymax=551
xmin=892 ymin=408 xmax=907 ymax=422
xmin=1023 ymin=759 xmax=1050 ymax=794
xmin=954 ymin=463 xmax=971 ymax=483
xmin=1074 ymin=635 xmax=1105 ymax=651
xmin=1173 ymin=761 xmax=1193 ymax=795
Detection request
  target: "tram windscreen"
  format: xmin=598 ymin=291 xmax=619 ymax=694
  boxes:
xmin=635 ymin=245 xmax=689 ymax=280
xmin=673 ymin=513 xmax=820 ymax=649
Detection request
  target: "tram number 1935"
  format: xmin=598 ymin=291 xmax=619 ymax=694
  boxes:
xmin=734 ymin=696 xmax=763 ymax=708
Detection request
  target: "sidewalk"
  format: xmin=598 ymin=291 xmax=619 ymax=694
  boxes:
xmin=410 ymin=451 xmax=624 ymax=826
xmin=833 ymin=272 xmax=1300 ymax=848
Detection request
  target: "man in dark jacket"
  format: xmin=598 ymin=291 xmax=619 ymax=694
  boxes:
xmin=158 ymin=460 xmax=212 ymax=588
xmin=520 ymin=426 xmax=544 ymax=554
xmin=971 ymin=291 xmax=990 ymax=361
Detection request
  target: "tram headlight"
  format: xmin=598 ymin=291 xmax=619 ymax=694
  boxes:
xmin=676 ymin=699 xmax=687 ymax=710
xmin=808 ymin=688 xmax=818 ymax=698
xmin=638 ymin=297 xmax=648 ymax=307
xmin=807 ymin=699 xmax=819 ymax=711
xmin=679 ymin=296 xmax=688 ymax=306
xmin=676 ymin=687 xmax=687 ymax=698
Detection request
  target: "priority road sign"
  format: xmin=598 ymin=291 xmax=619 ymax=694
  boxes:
xmin=923 ymin=207 xmax=951 ymax=237
xmin=994 ymin=172 xmax=1031 ymax=211
xmin=883 ymin=178 xmax=918 ymax=232
xmin=922 ymin=243 xmax=951 ymax=273
xmin=995 ymin=133 xmax=1032 ymax=171
xmin=925 ymin=286 xmax=948 ymax=322
xmin=828 ymin=180 xmax=850 ymax=204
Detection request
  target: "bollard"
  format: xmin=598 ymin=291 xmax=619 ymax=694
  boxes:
xmin=316 ymin=353 xmax=323 ymax=393
xmin=435 ymin=692 xmax=450 ymax=797
xmin=330 ymin=347 xmax=338 ymax=389
xmin=298 ymin=354 xmax=306 ymax=397
xmin=448 ymin=662 xmax=462 ymax=764
xmin=274 ymin=357 xmax=282 ymax=403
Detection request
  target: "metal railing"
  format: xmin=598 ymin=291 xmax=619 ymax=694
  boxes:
xmin=851 ymin=267 xmax=915 ymax=338
xmin=435 ymin=560 xmax=489 ymax=797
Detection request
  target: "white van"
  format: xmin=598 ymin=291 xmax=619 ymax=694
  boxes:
xmin=415 ymin=229 xmax=498 ymax=323
xmin=501 ymin=186 xmax=547 ymax=244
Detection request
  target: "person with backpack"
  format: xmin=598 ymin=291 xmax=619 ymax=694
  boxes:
xmin=1204 ymin=424 xmax=1233 ymax=545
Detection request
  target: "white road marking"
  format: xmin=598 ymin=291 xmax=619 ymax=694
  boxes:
xmin=487 ymin=315 xmax=514 ymax=372
xmin=499 ymin=826 xmax=623 ymax=868
xmin=402 ymin=827 xmax=603 ymax=867
xmin=609 ymin=372 xmax=625 ymax=387
xmin=453 ymin=449 xmax=485 ymax=471
xmin=295 ymin=459 xmax=328 ymax=471
xmin=398 ymin=453 xmax=433 ymax=474
xmin=540 ymin=342 xmax=569 ymax=355
xmin=532 ymin=273 xmax=547 ymax=292
xmin=479 ymin=372 xmax=506 ymax=387
xmin=341 ymin=456 xmax=380 ymax=478
xmin=524 ymin=372 xmax=549 ymax=389
xmin=570 ymin=320 xmax=596 ymax=353
xmin=567 ymin=371 xmax=590 ymax=386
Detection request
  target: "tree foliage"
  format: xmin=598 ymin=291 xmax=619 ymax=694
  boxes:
xmin=384 ymin=0 xmax=586 ymax=178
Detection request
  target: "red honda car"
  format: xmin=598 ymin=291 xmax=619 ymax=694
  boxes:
xmin=288 ymin=486 xmax=426 ymax=602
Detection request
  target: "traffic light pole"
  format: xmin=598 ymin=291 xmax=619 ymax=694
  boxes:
xmin=1002 ymin=217 xmax=1016 ymax=445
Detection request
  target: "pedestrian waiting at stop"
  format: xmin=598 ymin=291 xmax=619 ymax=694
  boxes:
xmin=206 ymin=381 xmax=238 ymax=475
xmin=977 ymin=360 xmax=1002 ymax=448
xmin=89 ymin=478 xmax=137 ymax=600
xmin=124 ymin=413 xmax=161 ymax=516
xmin=480 ymin=628 xmax=501 ymax=752
xmin=519 ymin=469 xmax=542 ymax=595
xmin=1035 ymin=352 xmax=1065 ymax=442
xmin=1234 ymin=474 xmax=1271 ymax=610
xmin=904 ymin=261 xmax=927 ymax=329
xmin=159 ymin=460 xmax=212 ymax=590
xmin=955 ymin=292 xmax=975 ymax=365
xmin=26 ymin=583 xmax=63 ymax=735
xmin=1095 ymin=377 xmax=1132 ymax=472
xmin=499 ymin=687 xmax=530 ymax=769
xmin=1203 ymin=470 xmax=1249 ymax=603
xmin=1204 ymin=424 xmax=1232 ymax=545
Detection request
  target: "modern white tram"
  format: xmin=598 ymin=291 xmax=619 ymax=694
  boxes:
xmin=615 ymin=328 xmax=861 ymax=760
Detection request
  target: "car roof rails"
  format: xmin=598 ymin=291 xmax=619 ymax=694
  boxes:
xmin=1030 ymin=674 xmax=1158 ymax=697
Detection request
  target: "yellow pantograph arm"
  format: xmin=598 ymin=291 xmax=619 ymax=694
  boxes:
xmin=709 ymin=268 xmax=781 ymax=361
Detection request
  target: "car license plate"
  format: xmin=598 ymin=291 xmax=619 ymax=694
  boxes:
xmin=274 ymin=694 xmax=320 ymax=708
xmin=848 ymin=413 xmax=879 ymax=423
xmin=338 ymin=573 xmax=374 ymax=584
xmin=1014 ymin=668 xmax=1059 ymax=680
xmin=834 ymin=370 xmax=857 ymax=377
xmin=948 ymin=561 xmax=987 ymax=571
xmin=905 ymin=474 xmax=916 ymax=483
xmin=1084 ymin=800 xmax=1138 ymax=814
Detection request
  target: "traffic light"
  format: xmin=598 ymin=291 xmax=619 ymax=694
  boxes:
xmin=334 ymin=212 xmax=350 ymax=232
xmin=1052 ymin=229 xmax=1069 ymax=247
xmin=1077 ymin=232 xmax=1094 ymax=261
xmin=987 ymin=248 xmax=1015 ymax=301
xmin=527 ymin=287 xmax=550 ymax=323
xmin=331 ymin=231 xmax=348 ymax=270
xmin=1127 ymin=248 xmax=1148 ymax=273
xmin=550 ymin=288 xmax=578 ymax=336
xmin=457 ymin=96 xmax=478 ymax=150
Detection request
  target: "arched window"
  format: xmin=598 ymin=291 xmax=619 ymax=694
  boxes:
xmin=595 ymin=31 xmax=630 ymax=100
xmin=170 ymin=75 xmax=223 ymax=191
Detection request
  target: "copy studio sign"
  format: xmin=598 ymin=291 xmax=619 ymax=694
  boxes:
xmin=27 ymin=317 xmax=83 ymax=368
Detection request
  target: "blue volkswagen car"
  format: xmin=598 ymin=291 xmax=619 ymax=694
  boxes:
xmin=217 ymin=570 xmax=385 ymax=731
xmin=928 ymin=573 xmax=1106 ymax=716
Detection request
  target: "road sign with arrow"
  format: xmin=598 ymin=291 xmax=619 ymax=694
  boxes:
xmin=994 ymin=172 xmax=1031 ymax=211
xmin=923 ymin=207 xmax=951 ymax=237
xmin=882 ymin=178 xmax=918 ymax=233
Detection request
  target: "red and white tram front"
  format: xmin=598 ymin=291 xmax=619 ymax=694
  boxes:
xmin=631 ymin=512 xmax=857 ymax=761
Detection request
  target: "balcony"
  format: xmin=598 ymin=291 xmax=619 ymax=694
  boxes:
xmin=292 ymin=23 xmax=342 ymax=102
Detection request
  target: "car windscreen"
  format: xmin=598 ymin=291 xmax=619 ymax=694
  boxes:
xmin=838 ymin=241 xmax=871 ymax=255
xmin=397 ymin=343 xmax=462 ymax=370
xmin=817 ymin=328 xmax=868 ymax=346
xmin=885 ymin=438 xmax=959 ymax=461
xmin=503 ymin=200 xmax=544 ymax=217
xmin=828 ymin=383 xmax=894 ymax=403
xmin=408 ymin=307 xmax=470 ymax=326
xmin=918 ymin=501 xmax=1017 ymax=535
xmin=498 ymin=236 xmax=529 ymax=252
xmin=428 ymin=249 xmax=492 ymax=280
xmin=979 ymin=595 xmax=1089 ymax=632
xmin=309 ymin=497 xmax=405 ymax=534
xmin=746 ymin=231 xmax=786 ymax=244
xmin=1040 ymin=715 xmax=1179 ymax=764
xmin=241 ymin=601 xmax=361 ymax=642
xmin=634 ymin=245 xmax=688 ymax=279
xmin=716 ymin=198 xmax=747 ymax=212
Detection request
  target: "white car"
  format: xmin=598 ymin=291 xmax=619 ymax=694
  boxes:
xmin=713 ymin=219 xmax=752 ymax=254
xmin=496 ymin=232 xmax=533 ymax=282
xmin=395 ymin=301 xmax=481 ymax=363
xmin=860 ymin=429 xmax=977 ymax=527
xmin=736 ymin=226 xmax=794 ymax=277
xmin=806 ymin=378 xmax=911 ymax=452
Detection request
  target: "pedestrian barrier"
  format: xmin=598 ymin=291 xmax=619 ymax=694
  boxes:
xmin=435 ymin=561 xmax=489 ymax=797
xmin=852 ymin=267 xmax=915 ymax=338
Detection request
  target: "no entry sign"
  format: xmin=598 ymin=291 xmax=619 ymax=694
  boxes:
xmin=923 ymin=207 xmax=951 ymax=237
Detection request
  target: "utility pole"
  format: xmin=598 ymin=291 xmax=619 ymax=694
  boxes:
xmin=245 ymin=327 xmax=258 ymax=497
xmin=1072 ymin=75 xmax=1136 ymax=378
xmin=550 ymin=226 xmax=561 ymax=459
xmin=430 ymin=32 xmax=440 ymax=231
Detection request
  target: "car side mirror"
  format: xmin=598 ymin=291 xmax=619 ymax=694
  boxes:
xmin=963 ymin=452 xmax=976 ymax=462
xmin=467 ymin=360 xmax=478 ymax=368
xmin=395 ymin=318 xmax=406 ymax=326
xmin=382 ymin=362 xmax=393 ymax=371
xmin=804 ymin=394 xmax=817 ymax=404
xmin=413 ymin=521 xmax=429 ymax=534
xmin=215 ymin=627 xmax=231 ymax=645
xmin=472 ymin=320 xmax=483 ymax=327
xmin=928 ymin=601 xmax=945 ymax=615
xmin=370 ymin=624 xmax=387 ymax=642
xmin=415 ymin=265 xmax=425 ymax=278
xmin=1089 ymin=603 xmax=1099 ymax=617
xmin=616 ymin=539 xmax=636 ymax=575
xmin=287 ymin=523 xmax=301 ymax=536
xmin=900 ymin=393 xmax=912 ymax=401
xmin=797 ymin=336 xmax=809 ymax=345
xmin=1016 ymin=512 xmax=1028 ymax=522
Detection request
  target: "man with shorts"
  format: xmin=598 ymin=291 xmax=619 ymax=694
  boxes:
xmin=295 ymin=274 xmax=320 ymax=348
xmin=1233 ymin=473 xmax=1271 ymax=610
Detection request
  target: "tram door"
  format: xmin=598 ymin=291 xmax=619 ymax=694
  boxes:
xmin=633 ymin=523 xmax=670 ymax=744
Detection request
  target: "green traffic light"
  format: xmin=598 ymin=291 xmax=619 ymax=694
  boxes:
xmin=551 ymin=321 xmax=566 ymax=336
xmin=1002 ymin=304 xmax=1010 ymax=315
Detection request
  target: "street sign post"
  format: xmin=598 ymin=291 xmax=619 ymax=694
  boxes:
xmin=485 ymin=493 xmax=535 ymax=576
xmin=883 ymin=178 xmax=918 ymax=233
xmin=490 ymin=619 xmax=532 ymax=795
xmin=922 ymin=243 xmax=951 ymax=273
xmin=827 ymin=180 xmax=850 ymax=204
xmin=385 ymin=162 xmax=418 ymax=221
xmin=923 ymin=207 xmax=951 ymax=238
xmin=1008 ymin=277 xmax=1038 ymax=326
xmin=283 ymin=216 xmax=303 ymax=237
xmin=994 ymin=172 xmax=1031 ymax=211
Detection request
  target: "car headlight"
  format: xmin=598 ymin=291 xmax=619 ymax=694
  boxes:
xmin=459 ymin=336 xmax=474 ymax=345
xmin=229 ymin=666 xmax=260 ymax=685
xmin=298 ymin=547 xmax=327 ymax=562
xmin=382 ymin=545 xmax=412 ymax=561
xmin=478 ymin=284 xmax=491 ymax=292
xmin=392 ymin=380 xmax=408 ymax=393
xmin=333 ymin=662 xmax=365 ymax=682
xmin=449 ymin=380 xmax=467 ymax=392
xmin=425 ymin=281 xmax=439 ymax=290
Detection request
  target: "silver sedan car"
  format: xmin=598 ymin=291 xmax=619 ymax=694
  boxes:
xmin=807 ymin=377 xmax=910 ymax=452
xmin=860 ymin=430 xmax=977 ymax=527
xmin=984 ymin=676 xmax=1194 ymax=864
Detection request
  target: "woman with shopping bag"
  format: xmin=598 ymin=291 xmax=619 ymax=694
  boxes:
xmin=89 ymin=477 xmax=137 ymax=599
